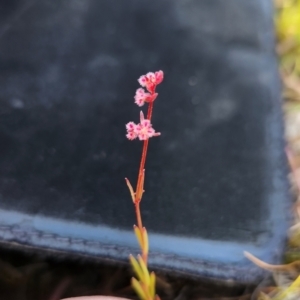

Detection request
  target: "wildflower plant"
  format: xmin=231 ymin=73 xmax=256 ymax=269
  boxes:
xmin=125 ymin=71 xmax=163 ymax=300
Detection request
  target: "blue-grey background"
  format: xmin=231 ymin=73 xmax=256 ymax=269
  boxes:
xmin=0 ymin=0 xmax=290 ymax=281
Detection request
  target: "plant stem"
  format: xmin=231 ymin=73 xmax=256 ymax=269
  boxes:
xmin=135 ymin=101 xmax=154 ymax=199
xmin=135 ymin=202 xmax=143 ymax=231
xmin=135 ymin=202 xmax=147 ymax=263
xmin=134 ymin=101 xmax=154 ymax=264
xmin=147 ymin=101 xmax=154 ymax=120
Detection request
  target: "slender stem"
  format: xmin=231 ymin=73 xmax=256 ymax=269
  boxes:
xmin=135 ymin=140 xmax=149 ymax=203
xmin=140 ymin=102 xmax=154 ymax=177
xmin=135 ymin=101 xmax=154 ymax=202
xmin=135 ymin=202 xmax=147 ymax=263
xmin=134 ymin=101 xmax=155 ymax=264
xmin=135 ymin=202 xmax=143 ymax=231
xmin=147 ymin=101 xmax=154 ymax=120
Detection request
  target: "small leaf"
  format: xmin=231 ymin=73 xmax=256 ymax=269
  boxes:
xmin=142 ymin=227 xmax=149 ymax=256
xmin=129 ymin=255 xmax=144 ymax=281
xmin=134 ymin=225 xmax=143 ymax=250
xmin=131 ymin=277 xmax=147 ymax=300
xmin=136 ymin=169 xmax=145 ymax=201
xmin=125 ymin=178 xmax=135 ymax=203
xmin=149 ymin=271 xmax=156 ymax=299
xmin=138 ymin=255 xmax=150 ymax=286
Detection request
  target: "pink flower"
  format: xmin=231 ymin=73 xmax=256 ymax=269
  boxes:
xmin=126 ymin=112 xmax=160 ymax=141
xmin=137 ymin=74 xmax=149 ymax=87
xmin=136 ymin=111 xmax=161 ymax=140
xmin=154 ymin=70 xmax=164 ymax=85
xmin=126 ymin=121 xmax=138 ymax=140
xmin=138 ymin=70 xmax=164 ymax=93
xmin=136 ymin=119 xmax=155 ymax=140
xmin=134 ymin=88 xmax=158 ymax=106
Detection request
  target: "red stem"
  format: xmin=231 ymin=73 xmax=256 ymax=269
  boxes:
xmin=135 ymin=101 xmax=154 ymax=204
xmin=135 ymin=202 xmax=143 ymax=232
xmin=134 ymin=98 xmax=155 ymax=264
xmin=147 ymin=101 xmax=154 ymax=120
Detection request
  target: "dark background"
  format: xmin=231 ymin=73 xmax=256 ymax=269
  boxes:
xmin=0 ymin=0 xmax=286 ymax=243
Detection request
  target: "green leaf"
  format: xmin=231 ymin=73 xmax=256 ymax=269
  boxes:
xmin=129 ymin=255 xmax=144 ymax=281
xmin=149 ymin=271 xmax=156 ymax=299
xmin=134 ymin=225 xmax=143 ymax=250
xmin=138 ymin=255 xmax=150 ymax=286
xmin=142 ymin=227 xmax=149 ymax=255
xmin=131 ymin=277 xmax=147 ymax=300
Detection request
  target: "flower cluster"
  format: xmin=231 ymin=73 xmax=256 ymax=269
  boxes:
xmin=126 ymin=112 xmax=160 ymax=141
xmin=134 ymin=88 xmax=158 ymax=107
xmin=126 ymin=70 xmax=163 ymax=141
xmin=134 ymin=71 xmax=164 ymax=106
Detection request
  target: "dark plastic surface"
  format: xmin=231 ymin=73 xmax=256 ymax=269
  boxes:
xmin=0 ymin=0 xmax=290 ymax=283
